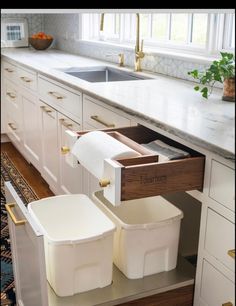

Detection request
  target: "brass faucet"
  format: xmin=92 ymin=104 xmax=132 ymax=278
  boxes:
xmin=134 ymin=13 xmax=145 ymax=72
xmin=100 ymin=13 xmax=105 ymax=31
xmin=100 ymin=13 xmax=144 ymax=71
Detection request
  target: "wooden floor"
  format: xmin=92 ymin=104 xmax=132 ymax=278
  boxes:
xmin=1 ymin=141 xmax=194 ymax=306
xmin=1 ymin=142 xmax=54 ymax=199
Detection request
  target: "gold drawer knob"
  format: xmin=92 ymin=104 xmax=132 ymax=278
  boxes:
xmin=61 ymin=146 xmax=70 ymax=154
xmin=99 ymin=179 xmax=111 ymax=188
xmin=227 ymin=249 xmax=235 ymax=259
xmin=222 ymin=302 xmax=233 ymax=306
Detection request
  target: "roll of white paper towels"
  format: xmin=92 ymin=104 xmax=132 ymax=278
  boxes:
xmin=71 ymin=131 xmax=141 ymax=179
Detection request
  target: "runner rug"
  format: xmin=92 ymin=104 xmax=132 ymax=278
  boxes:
xmin=1 ymin=151 xmax=39 ymax=306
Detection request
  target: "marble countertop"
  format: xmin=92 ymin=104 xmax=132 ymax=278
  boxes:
xmin=1 ymin=48 xmax=235 ymax=161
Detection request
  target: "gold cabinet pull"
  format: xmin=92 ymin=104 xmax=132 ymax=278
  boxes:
xmin=227 ymin=249 xmax=235 ymax=259
xmin=90 ymin=115 xmax=115 ymax=128
xmin=5 ymin=203 xmax=27 ymax=226
xmin=222 ymin=302 xmax=233 ymax=306
xmin=48 ymin=91 xmax=64 ymax=100
xmin=5 ymin=68 xmax=14 ymax=73
xmin=59 ymin=118 xmax=74 ymax=129
xmin=99 ymin=179 xmax=111 ymax=187
xmin=6 ymin=92 xmax=16 ymax=99
xmin=40 ymin=106 xmax=53 ymax=113
xmin=61 ymin=146 xmax=70 ymax=154
xmin=8 ymin=123 xmax=17 ymax=131
xmin=20 ymin=76 xmax=32 ymax=83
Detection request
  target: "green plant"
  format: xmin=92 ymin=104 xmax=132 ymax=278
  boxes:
xmin=188 ymin=52 xmax=235 ymax=99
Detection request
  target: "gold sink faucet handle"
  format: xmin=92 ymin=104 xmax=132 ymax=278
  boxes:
xmin=118 ymin=53 xmax=124 ymax=67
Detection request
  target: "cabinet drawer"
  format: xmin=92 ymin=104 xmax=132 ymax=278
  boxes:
xmin=4 ymin=79 xmax=19 ymax=109
xmin=6 ymin=113 xmax=21 ymax=144
xmin=83 ymin=95 xmax=131 ymax=129
xmin=17 ymin=66 xmax=37 ymax=92
xmin=205 ymin=208 xmax=235 ymax=272
xmin=209 ymin=160 xmax=235 ymax=211
xmin=200 ymin=260 xmax=234 ymax=306
xmin=3 ymin=61 xmax=17 ymax=82
xmin=73 ymin=125 xmax=205 ymax=205
xmin=38 ymin=77 xmax=82 ymax=122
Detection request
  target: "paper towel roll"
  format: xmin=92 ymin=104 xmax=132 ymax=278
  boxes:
xmin=71 ymin=131 xmax=141 ymax=179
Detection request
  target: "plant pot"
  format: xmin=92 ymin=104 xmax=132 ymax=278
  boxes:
xmin=222 ymin=77 xmax=235 ymax=102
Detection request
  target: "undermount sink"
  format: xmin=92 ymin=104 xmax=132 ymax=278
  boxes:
xmin=59 ymin=66 xmax=151 ymax=83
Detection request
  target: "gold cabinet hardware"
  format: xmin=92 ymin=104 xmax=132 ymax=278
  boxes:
xmin=5 ymin=203 xmax=27 ymax=226
xmin=59 ymin=118 xmax=73 ymax=129
xmin=61 ymin=146 xmax=70 ymax=154
xmin=227 ymin=249 xmax=235 ymax=259
xmin=40 ymin=106 xmax=53 ymax=113
xmin=48 ymin=91 xmax=64 ymax=100
xmin=222 ymin=302 xmax=233 ymax=306
xmin=5 ymin=68 xmax=14 ymax=72
xmin=118 ymin=53 xmax=125 ymax=67
xmin=99 ymin=179 xmax=111 ymax=188
xmin=8 ymin=123 xmax=17 ymax=131
xmin=20 ymin=76 xmax=32 ymax=83
xmin=6 ymin=92 xmax=16 ymax=99
xmin=90 ymin=115 xmax=115 ymax=128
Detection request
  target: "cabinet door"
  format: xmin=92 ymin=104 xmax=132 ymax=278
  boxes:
xmin=39 ymin=101 xmax=59 ymax=194
xmin=22 ymin=88 xmax=41 ymax=171
xmin=5 ymin=181 xmax=48 ymax=306
xmin=4 ymin=79 xmax=23 ymax=149
xmin=58 ymin=113 xmax=83 ymax=194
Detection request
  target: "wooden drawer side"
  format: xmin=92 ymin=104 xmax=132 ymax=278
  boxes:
xmin=120 ymin=156 xmax=205 ymax=201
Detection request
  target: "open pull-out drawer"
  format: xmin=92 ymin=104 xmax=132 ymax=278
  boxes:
xmin=65 ymin=125 xmax=205 ymax=205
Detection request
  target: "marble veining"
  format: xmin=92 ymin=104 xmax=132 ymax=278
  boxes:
xmin=1 ymin=48 xmax=235 ymax=161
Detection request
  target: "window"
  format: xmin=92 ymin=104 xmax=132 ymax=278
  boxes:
xmin=81 ymin=12 xmax=235 ymax=57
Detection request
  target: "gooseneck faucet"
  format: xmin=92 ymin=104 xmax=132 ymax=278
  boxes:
xmin=100 ymin=13 xmax=144 ymax=71
xmin=134 ymin=13 xmax=145 ymax=72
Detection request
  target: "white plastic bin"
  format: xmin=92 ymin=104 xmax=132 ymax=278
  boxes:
xmin=93 ymin=191 xmax=183 ymax=279
xmin=28 ymin=194 xmax=116 ymax=297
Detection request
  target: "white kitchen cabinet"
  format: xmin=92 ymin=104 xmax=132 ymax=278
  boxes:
xmin=4 ymin=78 xmax=23 ymax=151
xmin=200 ymin=260 xmax=234 ymax=306
xmin=82 ymin=95 xmax=132 ymax=198
xmin=39 ymin=101 xmax=59 ymax=194
xmin=194 ymin=157 xmax=235 ymax=306
xmin=21 ymin=88 xmax=42 ymax=171
xmin=5 ymin=181 xmax=49 ymax=306
xmin=58 ymin=113 xmax=83 ymax=194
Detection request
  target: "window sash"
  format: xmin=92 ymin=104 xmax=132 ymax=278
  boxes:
xmin=81 ymin=12 xmax=235 ymax=56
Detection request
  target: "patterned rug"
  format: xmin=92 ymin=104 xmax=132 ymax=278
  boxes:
xmin=1 ymin=151 xmax=39 ymax=306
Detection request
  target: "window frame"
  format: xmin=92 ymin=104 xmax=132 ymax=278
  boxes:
xmin=80 ymin=12 xmax=235 ymax=58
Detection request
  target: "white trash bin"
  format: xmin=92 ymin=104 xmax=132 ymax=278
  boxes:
xmin=93 ymin=191 xmax=183 ymax=279
xmin=28 ymin=194 xmax=116 ymax=297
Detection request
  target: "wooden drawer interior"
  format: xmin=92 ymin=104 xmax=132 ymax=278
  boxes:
xmin=76 ymin=125 xmax=205 ymax=201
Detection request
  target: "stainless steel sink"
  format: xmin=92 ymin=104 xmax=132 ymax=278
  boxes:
xmin=59 ymin=66 xmax=150 ymax=83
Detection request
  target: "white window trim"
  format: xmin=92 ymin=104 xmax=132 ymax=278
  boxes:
xmin=79 ymin=12 xmax=235 ymax=64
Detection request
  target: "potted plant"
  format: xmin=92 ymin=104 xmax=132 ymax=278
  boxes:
xmin=188 ymin=52 xmax=235 ymax=101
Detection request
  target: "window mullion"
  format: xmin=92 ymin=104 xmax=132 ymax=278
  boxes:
xmin=167 ymin=13 xmax=171 ymax=41
xmin=187 ymin=13 xmax=193 ymax=44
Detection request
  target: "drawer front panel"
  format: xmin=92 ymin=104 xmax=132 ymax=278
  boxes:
xmin=209 ymin=160 xmax=235 ymax=211
xmin=3 ymin=61 xmax=18 ymax=82
xmin=38 ymin=77 xmax=82 ymax=122
xmin=205 ymin=208 xmax=235 ymax=272
xmin=17 ymin=67 xmax=37 ymax=91
xmin=200 ymin=260 xmax=234 ymax=306
xmin=5 ymin=80 xmax=19 ymax=109
xmin=83 ymin=96 xmax=131 ymax=129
